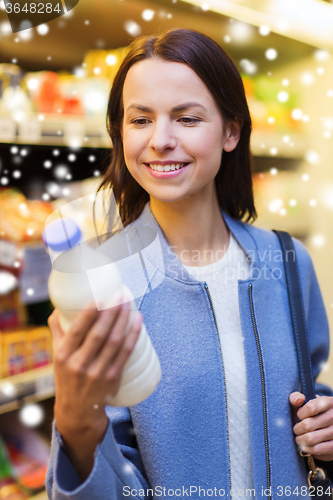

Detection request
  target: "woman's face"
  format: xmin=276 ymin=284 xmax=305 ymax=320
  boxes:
xmin=121 ymin=58 xmax=241 ymax=205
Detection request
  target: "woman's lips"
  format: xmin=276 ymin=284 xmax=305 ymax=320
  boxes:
xmin=144 ymin=163 xmax=190 ymax=178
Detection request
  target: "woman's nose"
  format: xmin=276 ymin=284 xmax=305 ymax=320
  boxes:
xmin=149 ymin=121 xmax=177 ymax=151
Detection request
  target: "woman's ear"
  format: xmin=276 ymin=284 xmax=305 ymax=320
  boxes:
xmin=223 ymin=117 xmax=244 ymax=152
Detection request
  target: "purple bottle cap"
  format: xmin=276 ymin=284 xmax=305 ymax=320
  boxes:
xmin=42 ymin=218 xmax=82 ymax=252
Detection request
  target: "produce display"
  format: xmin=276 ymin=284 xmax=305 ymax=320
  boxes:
xmin=1 ymin=52 xmax=301 ymax=135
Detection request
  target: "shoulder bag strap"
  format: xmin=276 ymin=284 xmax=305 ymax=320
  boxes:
xmin=272 ymin=229 xmax=315 ymax=402
xmin=273 ymin=230 xmax=332 ymax=497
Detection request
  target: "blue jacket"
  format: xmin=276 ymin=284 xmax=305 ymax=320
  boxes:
xmin=46 ymin=201 xmax=333 ymax=500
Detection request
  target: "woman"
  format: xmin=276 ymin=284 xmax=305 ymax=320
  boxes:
xmin=46 ymin=28 xmax=333 ymax=499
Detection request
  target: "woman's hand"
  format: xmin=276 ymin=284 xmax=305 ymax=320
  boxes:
xmin=290 ymin=391 xmax=333 ymax=461
xmin=48 ymin=291 xmax=143 ymax=479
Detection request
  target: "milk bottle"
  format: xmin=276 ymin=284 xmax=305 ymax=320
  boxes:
xmin=43 ymin=218 xmax=161 ymax=407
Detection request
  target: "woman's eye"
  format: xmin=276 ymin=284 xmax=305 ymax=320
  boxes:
xmin=131 ymin=118 xmax=150 ymax=126
xmin=179 ymin=117 xmax=201 ymax=124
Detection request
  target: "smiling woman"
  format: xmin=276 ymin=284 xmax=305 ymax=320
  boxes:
xmin=46 ymin=28 xmax=333 ymax=500
xmin=121 ymin=58 xmax=234 ymax=207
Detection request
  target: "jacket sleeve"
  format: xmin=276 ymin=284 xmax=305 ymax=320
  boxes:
xmin=45 ymin=405 xmax=153 ymax=500
xmin=293 ymin=238 xmax=333 ymax=398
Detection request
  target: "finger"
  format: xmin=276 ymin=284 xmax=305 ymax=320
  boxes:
xmin=77 ymin=297 xmax=130 ymax=367
xmin=58 ymin=301 xmax=100 ymax=357
xmin=297 ymin=396 xmax=333 ymax=421
xmin=86 ymin=301 xmax=133 ymax=374
xmin=295 ymin=424 xmax=333 ymax=448
xmin=313 ymin=453 xmax=333 ymax=461
xmin=289 ymin=392 xmax=305 ymax=407
xmin=48 ymin=309 xmax=65 ymax=349
xmin=293 ymin=407 xmax=333 ymax=436
xmin=104 ymin=311 xmax=142 ymax=382
xmin=296 ymin=439 xmax=333 ymax=459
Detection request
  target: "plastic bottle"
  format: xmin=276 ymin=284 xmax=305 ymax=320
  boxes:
xmin=42 ymin=218 xmax=161 ymax=407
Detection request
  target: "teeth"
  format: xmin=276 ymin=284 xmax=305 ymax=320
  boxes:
xmin=147 ymin=163 xmax=187 ymax=171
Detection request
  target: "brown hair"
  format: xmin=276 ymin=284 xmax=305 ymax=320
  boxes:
xmin=97 ymin=28 xmax=257 ymax=227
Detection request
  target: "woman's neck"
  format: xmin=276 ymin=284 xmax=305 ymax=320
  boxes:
xmin=149 ymin=195 xmax=230 ymax=267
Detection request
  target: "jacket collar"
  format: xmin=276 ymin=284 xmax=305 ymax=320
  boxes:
xmin=131 ymin=201 xmax=261 ymax=284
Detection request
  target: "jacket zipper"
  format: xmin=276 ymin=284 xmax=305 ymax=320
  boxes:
xmin=248 ymin=283 xmax=271 ymax=499
xmin=204 ymin=283 xmax=232 ymax=498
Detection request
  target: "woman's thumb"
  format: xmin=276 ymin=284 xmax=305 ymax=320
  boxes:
xmin=47 ymin=309 xmax=65 ymax=347
xmin=289 ymin=391 xmax=305 ymax=407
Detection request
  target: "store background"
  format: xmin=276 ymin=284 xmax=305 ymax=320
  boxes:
xmin=0 ymin=0 xmax=333 ymax=498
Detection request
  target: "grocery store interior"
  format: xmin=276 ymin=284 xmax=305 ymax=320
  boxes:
xmin=1 ymin=0 xmax=333 ymax=497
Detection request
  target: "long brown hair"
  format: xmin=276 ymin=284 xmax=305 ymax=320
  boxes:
xmin=97 ymin=28 xmax=257 ymax=227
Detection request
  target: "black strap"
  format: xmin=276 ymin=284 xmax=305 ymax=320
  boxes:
xmin=274 ymin=230 xmax=333 ymax=498
xmin=273 ymin=230 xmax=315 ymax=403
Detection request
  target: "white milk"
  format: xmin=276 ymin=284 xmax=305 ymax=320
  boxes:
xmin=43 ymin=218 xmax=161 ymax=407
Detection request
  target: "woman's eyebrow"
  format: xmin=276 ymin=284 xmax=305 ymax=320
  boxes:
xmin=125 ymin=102 xmax=208 ymax=113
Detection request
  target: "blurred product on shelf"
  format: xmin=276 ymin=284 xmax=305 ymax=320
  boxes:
xmin=82 ymin=46 xmax=129 ymax=80
xmin=0 ymin=188 xmax=54 ymax=319
xmin=0 ymin=189 xmax=54 ymax=243
xmin=0 ymin=413 xmax=50 ymax=497
xmin=0 ymin=286 xmax=27 ymax=331
xmin=0 ymin=327 xmax=53 ymax=378
xmin=0 ymin=331 xmax=28 ymax=377
xmin=0 ymin=65 xmax=22 ymax=99
xmin=0 ymin=64 xmax=32 ymax=118
xmin=0 ymin=434 xmax=28 ymax=499
xmin=25 ymin=71 xmax=85 ymax=116
xmin=242 ymin=74 xmax=300 ymax=134
xmin=31 ymin=72 xmax=62 ymax=115
xmin=28 ymin=328 xmax=52 ymax=370
xmin=252 ymin=171 xmax=309 ymax=240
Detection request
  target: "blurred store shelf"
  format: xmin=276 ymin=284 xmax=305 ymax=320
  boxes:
xmin=250 ymin=131 xmax=306 ymax=160
xmin=0 ymin=112 xmax=111 ymax=148
xmin=0 ymin=364 xmax=54 ymax=415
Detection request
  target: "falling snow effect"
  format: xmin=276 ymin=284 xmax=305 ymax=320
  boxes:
xmin=0 ymin=382 xmax=18 ymax=398
xmin=275 ymin=417 xmax=285 ymax=428
xmin=54 ymin=165 xmax=70 ymax=180
xmin=37 ymin=24 xmax=49 ymax=35
xmin=265 ymin=48 xmax=278 ymax=60
xmin=19 ymin=404 xmax=44 ymax=427
xmin=124 ymin=20 xmax=142 ymax=37
xmin=239 ymin=59 xmax=257 ymax=75
xmin=142 ymin=9 xmax=155 ymax=21
xmin=123 ymin=463 xmax=134 ymax=474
